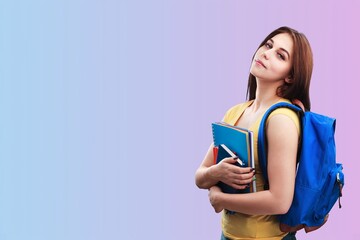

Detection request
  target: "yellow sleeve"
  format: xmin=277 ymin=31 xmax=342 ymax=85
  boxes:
xmin=267 ymin=108 xmax=301 ymax=135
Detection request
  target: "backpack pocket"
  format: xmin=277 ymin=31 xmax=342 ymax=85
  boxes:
xmin=313 ymin=163 xmax=344 ymax=222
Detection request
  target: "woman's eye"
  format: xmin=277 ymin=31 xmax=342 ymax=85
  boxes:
xmin=265 ymin=43 xmax=272 ymax=48
xmin=278 ymin=53 xmax=285 ymax=60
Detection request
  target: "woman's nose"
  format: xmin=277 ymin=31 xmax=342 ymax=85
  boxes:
xmin=261 ymin=50 xmax=270 ymax=60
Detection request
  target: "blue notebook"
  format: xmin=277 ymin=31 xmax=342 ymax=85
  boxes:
xmin=212 ymin=122 xmax=256 ymax=193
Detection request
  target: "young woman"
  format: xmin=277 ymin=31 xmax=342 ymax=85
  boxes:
xmin=195 ymin=26 xmax=313 ymax=240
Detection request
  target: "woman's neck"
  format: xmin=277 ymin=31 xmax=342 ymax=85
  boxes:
xmin=251 ymin=80 xmax=283 ymax=111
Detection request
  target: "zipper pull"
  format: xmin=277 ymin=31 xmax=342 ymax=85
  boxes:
xmin=337 ymin=172 xmax=343 ymax=208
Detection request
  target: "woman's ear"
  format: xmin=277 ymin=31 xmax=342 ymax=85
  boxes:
xmin=285 ymin=76 xmax=293 ymax=84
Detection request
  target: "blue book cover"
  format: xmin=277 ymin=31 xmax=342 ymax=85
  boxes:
xmin=212 ymin=122 xmax=256 ymax=193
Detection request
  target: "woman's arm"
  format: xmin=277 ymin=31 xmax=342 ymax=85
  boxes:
xmin=209 ymin=114 xmax=298 ymax=215
xmin=195 ymin=143 xmax=255 ymax=190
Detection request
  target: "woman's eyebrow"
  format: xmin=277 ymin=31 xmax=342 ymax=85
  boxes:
xmin=269 ymin=38 xmax=291 ymax=59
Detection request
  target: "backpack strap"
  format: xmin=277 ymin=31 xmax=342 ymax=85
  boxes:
xmin=258 ymin=102 xmax=303 ymax=187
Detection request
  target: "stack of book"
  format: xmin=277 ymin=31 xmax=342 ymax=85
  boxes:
xmin=212 ymin=122 xmax=256 ymax=193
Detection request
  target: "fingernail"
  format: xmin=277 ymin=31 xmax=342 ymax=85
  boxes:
xmin=251 ymin=168 xmax=256 ymax=171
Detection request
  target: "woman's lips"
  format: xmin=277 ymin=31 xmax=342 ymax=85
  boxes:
xmin=255 ymin=59 xmax=266 ymax=69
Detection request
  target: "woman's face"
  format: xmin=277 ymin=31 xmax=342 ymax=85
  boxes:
xmin=250 ymin=33 xmax=294 ymax=83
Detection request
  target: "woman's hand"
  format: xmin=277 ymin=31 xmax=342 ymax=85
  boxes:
xmin=195 ymin=144 xmax=255 ymax=190
xmin=209 ymin=157 xmax=255 ymax=190
xmin=208 ymin=185 xmax=224 ymax=213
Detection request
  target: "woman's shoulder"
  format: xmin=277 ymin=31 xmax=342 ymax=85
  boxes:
xmin=267 ymin=99 xmax=300 ymax=133
xmin=269 ymin=99 xmax=299 ymax=118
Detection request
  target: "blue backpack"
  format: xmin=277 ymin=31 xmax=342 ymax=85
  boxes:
xmin=258 ymin=102 xmax=344 ymax=233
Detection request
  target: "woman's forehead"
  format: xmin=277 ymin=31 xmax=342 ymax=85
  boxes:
xmin=270 ymin=33 xmax=293 ymax=53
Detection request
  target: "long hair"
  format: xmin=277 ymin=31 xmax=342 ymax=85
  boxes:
xmin=246 ymin=26 xmax=313 ymax=111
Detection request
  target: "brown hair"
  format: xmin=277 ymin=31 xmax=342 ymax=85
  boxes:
xmin=246 ymin=26 xmax=313 ymax=111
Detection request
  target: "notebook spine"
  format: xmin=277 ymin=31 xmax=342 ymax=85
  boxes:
xmin=211 ymin=123 xmax=217 ymax=146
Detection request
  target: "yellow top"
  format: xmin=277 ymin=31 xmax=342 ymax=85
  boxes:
xmin=221 ymin=99 xmax=300 ymax=240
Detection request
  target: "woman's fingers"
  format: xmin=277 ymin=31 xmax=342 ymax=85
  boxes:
xmin=208 ymin=186 xmax=224 ymax=213
xmin=229 ymin=169 xmax=256 ymax=189
xmin=216 ymin=158 xmax=256 ymax=188
xmin=234 ymin=170 xmax=255 ymax=181
xmin=220 ymin=157 xmax=238 ymax=164
xmin=221 ymin=158 xmax=254 ymax=175
xmin=232 ymin=166 xmax=255 ymax=174
xmin=230 ymin=174 xmax=256 ymax=190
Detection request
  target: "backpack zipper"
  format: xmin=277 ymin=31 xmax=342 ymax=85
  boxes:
xmin=337 ymin=172 xmax=343 ymax=208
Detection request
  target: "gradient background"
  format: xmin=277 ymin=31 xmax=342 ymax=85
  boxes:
xmin=0 ymin=0 xmax=358 ymax=239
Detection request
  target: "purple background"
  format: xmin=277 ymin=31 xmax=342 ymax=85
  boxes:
xmin=0 ymin=0 xmax=358 ymax=239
